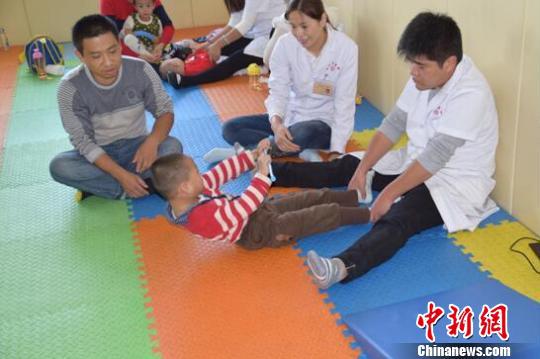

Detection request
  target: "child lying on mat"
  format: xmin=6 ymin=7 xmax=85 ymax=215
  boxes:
xmin=151 ymin=139 xmax=370 ymax=249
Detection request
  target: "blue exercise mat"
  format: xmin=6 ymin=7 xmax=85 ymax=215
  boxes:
xmin=295 ymin=224 xmax=489 ymax=316
xmin=343 ymin=278 xmax=540 ymax=358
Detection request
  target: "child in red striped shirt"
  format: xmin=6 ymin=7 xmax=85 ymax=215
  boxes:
xmin=151 ymin=139 xmax=370 ymax=249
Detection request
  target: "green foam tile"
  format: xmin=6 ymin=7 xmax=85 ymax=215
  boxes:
xmin=0 ymin=301 xmax=157 ymax=358
xmin=0 ymin=182 xmax=132 ymax=242
xmin=4 ymin=108 xmax=67 ymax=146
xmin=10 ymin=67 xmax=61 ymax=112
xmin=0 ymin=226 xmax=142 ymax=322
xmin=0 ymin=139 xmax=71 ymax=189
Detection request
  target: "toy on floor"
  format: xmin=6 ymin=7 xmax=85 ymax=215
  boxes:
xmin=32 ymin=48 xmax=47 ymax=80
xmin=247 ymin=63 xmax=262 ymax=91
xmin=184 ymin=48 xmax=214 ymax=76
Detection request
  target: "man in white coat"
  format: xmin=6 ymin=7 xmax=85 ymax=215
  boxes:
xmin=271 ymin=11 xmax=499 ymax=288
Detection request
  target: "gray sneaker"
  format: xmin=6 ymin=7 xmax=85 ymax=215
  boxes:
xmin=306 ymin=250 xmax=347 ymax=289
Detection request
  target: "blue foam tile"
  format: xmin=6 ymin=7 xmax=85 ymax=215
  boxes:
xmin=478 ymin=208 xmax=516 ymax=228
xmin=170 ymin=115 xmax=231 ymax=157
xmin=146 ymin=85 xmax=219 ymax=134
xmin=343 ymin=278 xmax=540 ymax=358
xmin=128 ymin=194 xmax=167 ymax=221
xmin=296 ymin=224 xmax=489 ymax=317
xmin=354 ymin=99 xmax=384 ymax=132
xmin=168 ymin=86 xmax=217 ymax=120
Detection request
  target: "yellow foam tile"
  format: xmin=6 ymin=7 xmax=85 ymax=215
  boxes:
xmin=450 ymin=221 xmax=540 ymax=302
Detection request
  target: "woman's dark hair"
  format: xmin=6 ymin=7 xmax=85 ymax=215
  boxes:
xmin=397 ymin=12 xmax=463 ymax=67
xmin=285 ymin=0 xmax=325 ymax=21
xmin=224 ymin=0 xmax=245 ymax=13
xmin=72 ymin=14 xmax=118 ymax=54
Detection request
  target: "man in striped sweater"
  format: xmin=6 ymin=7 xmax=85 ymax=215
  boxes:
xmin=49 ymin=15 xmax=182 ymax=200
xmin=151 ymin=139 xmax=370 ymax=249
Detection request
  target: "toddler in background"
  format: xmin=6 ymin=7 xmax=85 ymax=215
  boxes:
xmin=121 ymin=0 xmax=165 ymax=59
xmin=122 ymin=0 xmax=206 ymax=73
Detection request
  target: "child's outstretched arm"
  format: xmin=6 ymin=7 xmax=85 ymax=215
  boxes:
xmin=185 ymin=170 xmax=271 ymax=243
xmin=186 ymin=154 xmax=272 ymax=243
xmin=224 ymin=150 xmax=272 ymax=219
xmin=201 ymin=139 xmax=269 ymax=190
xmin=201 ymin=151 xmax=256 ymax=190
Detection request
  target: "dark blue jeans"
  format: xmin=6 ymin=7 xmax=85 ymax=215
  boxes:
xmin=222 ymin=113 xmax=331 ymax=153
xmin=49 ymin=136 xmax=182 ymax=199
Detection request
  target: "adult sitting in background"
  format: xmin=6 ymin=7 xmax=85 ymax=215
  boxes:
xmin=162 ymin=0 xmax=286 ymax=88
xmin=50 ymin=15 xmax=182 ymax=200
xmin=208 ymin=0 xmax=358 ymax=163
xmin=271 ymin=12 xmax=499 ymax=289
xmin=100 ymin=0 xmax=174 ymax=64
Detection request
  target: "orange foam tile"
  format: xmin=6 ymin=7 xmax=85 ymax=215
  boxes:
xmin=172 ymin=25 xmax=223 ymax=42
xmin=0 ymin=46 xmax=23 ymax=66
xmin=135 ymin=216 xmax=359 ymax=358
xmin=0 ymin=87 xmax=15 ymax=115
xmin=345 ymin=138 xmax=364 ymax=152
xmin=0 ymin=64 xmax=18 ymax=90
xmin=201 ymin=76 xmax=268 ymax=122
xmin=268 ymin=186 xmax=302 ymax=196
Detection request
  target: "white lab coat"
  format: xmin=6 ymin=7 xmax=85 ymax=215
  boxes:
xmin=373 ymin=55 xmax=499 ymax=232
xmin=265 ymin=26 xmax=358 ymax=153
xmin=227 ymin=0 xmax=286 ymax=58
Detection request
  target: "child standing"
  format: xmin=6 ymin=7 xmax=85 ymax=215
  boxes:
xmin=151 ymin=140 xmax=370 ymax=249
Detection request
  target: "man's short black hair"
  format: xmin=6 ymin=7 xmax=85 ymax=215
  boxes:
xmin=397 ymin=12 xmax=462 ymax=67
xmin=72 ymin=14 xmax=119 ymax=54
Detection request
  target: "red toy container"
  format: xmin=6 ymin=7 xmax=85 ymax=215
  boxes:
xmin=184 ymin=49 xmax=214 ymax=76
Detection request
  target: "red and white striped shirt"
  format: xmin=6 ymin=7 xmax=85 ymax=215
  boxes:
xmin=173 ymin=151 xmax=271 ymax=243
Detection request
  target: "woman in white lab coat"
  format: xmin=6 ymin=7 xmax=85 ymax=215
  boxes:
xmin=162 ymin=0 xmax=286 ymax=88
xmin=221 ymin=0 xmax=358 ymax=161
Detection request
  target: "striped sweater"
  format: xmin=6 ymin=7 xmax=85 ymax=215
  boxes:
xmin=168 ymin=151 xmax=271 ymax=243
xmin=57 ymin=56 xmax=172 ymax=163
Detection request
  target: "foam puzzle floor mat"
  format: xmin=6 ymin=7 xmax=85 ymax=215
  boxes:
xmin=133 ymin=216 xmax=360 ymax=358
xmin=1 ymin=27 xmax=538 ymax=358
xmin=450 ymin=220 xmax=540 ymax=302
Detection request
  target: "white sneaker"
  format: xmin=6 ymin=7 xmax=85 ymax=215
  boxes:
xmin=299 ymin=149 xmax=322 ymax=162
xmin=358 ymin=170 xmax=374 ymax=204
xmin=203 ymin=143 xmax=244 ymax=163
